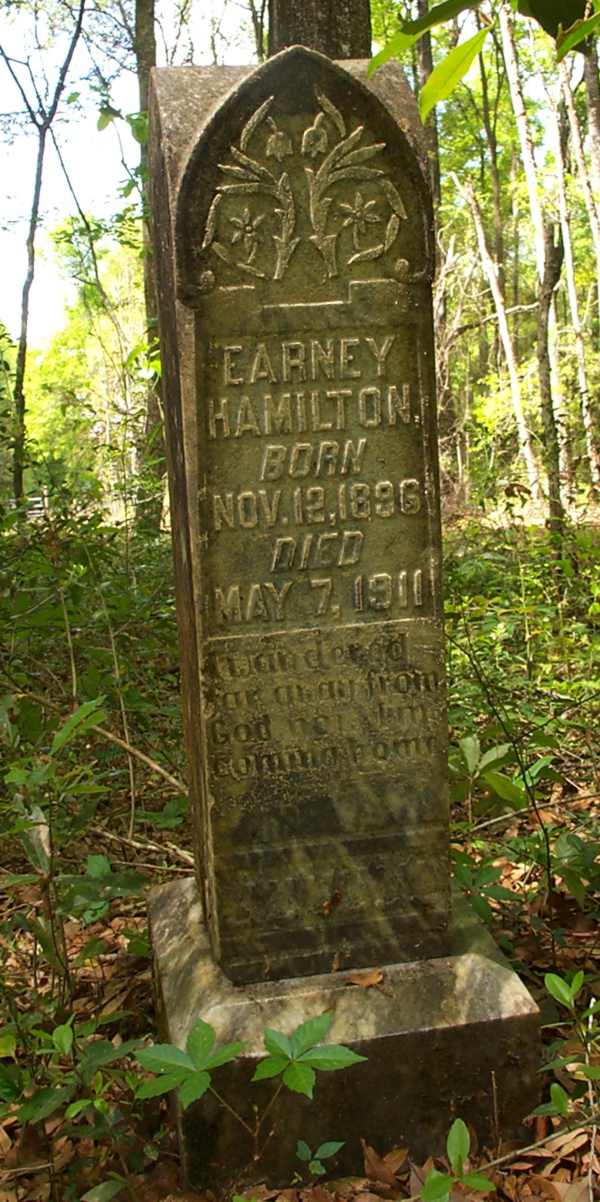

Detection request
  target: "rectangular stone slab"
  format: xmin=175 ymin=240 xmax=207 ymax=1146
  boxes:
xmin=150 ymin=51 xmax=448 ymax=984
xmin=149 ymin=878 xmax=541 ymax=1190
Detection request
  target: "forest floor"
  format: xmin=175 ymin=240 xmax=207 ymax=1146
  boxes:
xmin=0 ymin=512 xmax=598 ymax=1202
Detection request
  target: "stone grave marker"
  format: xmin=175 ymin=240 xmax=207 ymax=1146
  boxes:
xmin=148 ymin=47 xmax=540 ymax=1188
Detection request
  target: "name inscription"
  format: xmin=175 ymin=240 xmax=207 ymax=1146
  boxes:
xmin=199 ymin=327 xmax=437 ymax=633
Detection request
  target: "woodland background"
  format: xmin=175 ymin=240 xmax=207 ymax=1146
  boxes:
xmin=0 ymin=1 xmax=599 ymax=1200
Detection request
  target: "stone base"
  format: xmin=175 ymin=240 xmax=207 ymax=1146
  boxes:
xmin=148 ymin=879 xmax=540 ymax=1191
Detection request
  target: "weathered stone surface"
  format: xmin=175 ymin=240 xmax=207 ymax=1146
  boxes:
xmin=149 ymin=877 xmax=540 ymax=1190
xmin=151 ymin=47 xmax=448 ymax=984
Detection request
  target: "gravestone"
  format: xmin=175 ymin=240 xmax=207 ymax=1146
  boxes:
xmin=148 ymin=47 xmax=540 ymax=1188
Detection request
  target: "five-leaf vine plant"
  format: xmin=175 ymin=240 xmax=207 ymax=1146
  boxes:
xmin=135 ymin=1010 xmax=365 ymax=1167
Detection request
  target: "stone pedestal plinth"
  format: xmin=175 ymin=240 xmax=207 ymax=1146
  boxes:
xmin=149 ymin=878 xmax=539 ymax=1191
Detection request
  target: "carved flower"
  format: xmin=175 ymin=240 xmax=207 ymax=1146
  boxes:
xmin=266 ymin=118 xmax=292 ymax=162
xmin=197 ymin=270 xmax=215 ymax=294
xmin=339 ymin=191 xmax=382 ymax=251
xmin=302 ymin=111 xmax=328 ymax=158
xmin=229 ymin=207 xmax=265 ymax=263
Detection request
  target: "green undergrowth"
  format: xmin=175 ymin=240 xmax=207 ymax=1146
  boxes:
xmin=0 ymin=503 xmax=598 ymax=1197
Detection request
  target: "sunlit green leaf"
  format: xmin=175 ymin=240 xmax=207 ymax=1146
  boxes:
xmin=420 ymin=29 xmax=490 ymax=123
xmin=283 ymin=1062 xmax=316 ymax=1098
xmin=186 ymin=1019 xmax=215 ymax=1070
xmin=290 ymin=1012 xmax=333 ymax=1058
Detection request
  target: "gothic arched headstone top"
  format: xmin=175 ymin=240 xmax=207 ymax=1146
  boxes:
xmin=176 ymin=45 xmax=433 ymax=314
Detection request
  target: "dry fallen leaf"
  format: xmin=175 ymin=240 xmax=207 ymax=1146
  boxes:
xmin=322 ymin=890 xmax=343 ymax=916
xmin=3 ymin=1125 xmax=46 ymax=1170
xmin=345 ymin=969 xmax=384 ymax=990
xmin=383 ymin=1148 xmax=408 ymax=1175
xmin=543 ymin=1132 xmax=588 ymax=1159
xmin=361 ymin=1139 xmax=400 ymax=1190
xmin=528 ymin=1174 xmax=563 ymax=1200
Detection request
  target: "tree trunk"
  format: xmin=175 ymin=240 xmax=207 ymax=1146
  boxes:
xmin=556 ymin=105 xmax=600 ymax=489
xmin=268 ymin=0 xmax=371 ymax=58
xmin=461 ymin=178 xmax=540 ymax=500
xmin=499 ymin=1 xmax=567 ymax=514
xmin=416 ymin=0 xmax=441 ymax=207
xmin=12 ymin=129 xmax=47 ymax=503
xmin=498 ymin=2 xmax=544 ymax=280
xmin=583 ymin=43 xmax=600 ymax=211
xmin=1 ymin=0 xmax=86 ymax=504
xmin=135 ymin=0 xmax=166 ymax=529
xmin=478 ymin=42 xmax=504 ymax=294
xmin=537 ymin=223 xmax=565 ymax=537
xmin=560 ymin=58 xmax=600 ymax=338
xmin=247 ymin=0 xmax=268 ymax=61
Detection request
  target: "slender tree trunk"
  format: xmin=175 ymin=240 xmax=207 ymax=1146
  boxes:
xmin=499 ymin=1 xmax=567 ymax=514
xmin=12 ymin=130 xmax=47 ymax=503
xmin=479 ymin=46 xmax=504 ymax=294
xmin=556 ymin=106 xmax=600 ymax=488
xmin=135 ymin=0 xmax=166 ymax=529
xmin=247 ymin=0 xmax=268 ymax=61
xmin=537 ymin=224 xmax=565 ymax=535
xmin=0 ymin=0 xmax=86 ymax=504
xmin=416 ymin=0 xmax=441 ymax=208
xmin=498 ymin=2 xmax=544 ymax=279
xmin=511 ymin=153 xmax=521 ymax=358
xmin=560 ymin=58 xmax=600 ymax=335
xmin=268 ymin=0 xmax=371 ymax=57
xmin=583 ymin=43 xmax=600 ymax=208
xmin=461 ymin=179 xmax=540 ymax=499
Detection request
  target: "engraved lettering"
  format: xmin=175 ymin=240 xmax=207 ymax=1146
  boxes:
xmin=327 ymin=388 xmax=352 ymax=427
xmin=235 ymin=396 xmax=261 ymax=437
xmin=238 ymin=491 xmax=258 ymax=528
xmin=365 ymin=335 xmax=395 ymax=377
xmin=246 ymin=583 xmax=268 ymax=621
xmin=399 ymin=478 xmax=421 ymax=513
xmin=339 ymin=529 xmax=364 ymax=565
xmin=223 ymin=346 xmax=244 ymax=386
xmin=250 ymin=343 xmax=277 ymax=384
xmin=310 ymin=338 xmax=335 ymax=379
xmin=270 ymin=537 xmax=295 ymax=571
xmin=261 ymin=444 xmax=287 ymax=480
xmin=387 ymin=383 xmax=411 ymax=425
xmin=213 ymin=491 xmax=234 ymax=530
xmin=258 ymin=489 xmax=281 ymax=527
xmin=309 ymin=390 xmax=333 ymax=432
xmin=314 ymin=532 xmax=338 ymax=567
xmin=215 ymin=584 xmax=242 ymax=623
xmin=316 ymin=441 xmax=339 ymax=476
xmin=359 ymin=386 xmax=381 ymax=427
xmin=263 ymin=392 xmax=292 ymax=434
xmin=340 ymin=438 xmax=366 ymax=475
xmin=208 ymin=396 xmax=230 ymax=439
xmin=289 ymin=443 xmax=312 ymax=477
xmin=282 ymin=341 xmax=306 ymax=382
xmin=340 ymin=337 xmax=361 ymax=379
xmin=262 ymin=580 xmax=294 ymax=619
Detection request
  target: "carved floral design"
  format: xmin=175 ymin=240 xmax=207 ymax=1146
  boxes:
xmin=199 ymin=88 xmax=408 ymax=285
xmin=265 ymin=118 xmax=293 ymax=162
xmin=229 ymin=207 xmax=265 ymax=261
xmin=301 ymin=111 xmax=328 ymax=158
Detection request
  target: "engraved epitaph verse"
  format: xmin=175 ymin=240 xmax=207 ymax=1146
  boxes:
xmin=177 ymin=50 xmax=448 ymax=983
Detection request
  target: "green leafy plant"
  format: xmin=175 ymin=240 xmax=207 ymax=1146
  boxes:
xmin=135 ymin=1011 xmax=365 ymax=1168
xmin=452 ymin=848 xmax=518 ymax=924
xmin=421 ymin=1119 xmax=495 ymax=1202
xmin=296 ymin=1138 xmax=345 ymax=1178
xmin=535 ymin=971 xmax=600 ymax=1121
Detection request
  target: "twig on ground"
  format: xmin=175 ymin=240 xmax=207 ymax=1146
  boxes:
xmin=90 ymin=825 xmax=194 ymax=866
